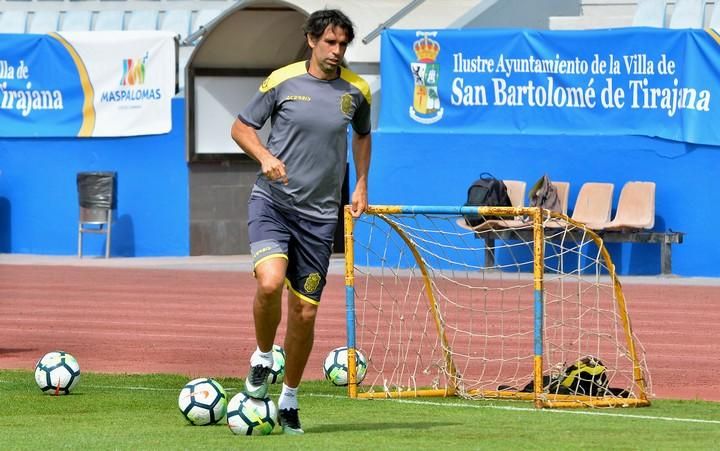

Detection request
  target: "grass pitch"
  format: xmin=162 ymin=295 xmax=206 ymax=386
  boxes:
xmin=1 ymin=369 xmax=719 ymax=450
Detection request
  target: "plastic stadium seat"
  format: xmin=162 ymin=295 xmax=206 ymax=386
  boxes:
xmin=632 ymin=0 xmax=667 ymax=27
xmin=668 ymin=0 xmax=705 ymax=28
xmin=711 ymin=1 xmax=720 ymax=28
xmin=28 ymin=10 xmax=60 ymax=34
xmin=503 ymin=180 xmax=527 ymax=209
xmin=161 ymin=9 xmax=191 ymax=39
xmin=535 ymin=180 xmax=571 ymax=229
xmin=126 ymin=10 xmax=159 ymax=31
xmin=0 ymin=11 xmax=28 ymax=33
xmin=551 ymin=181 xmax=570 ymax=216
xmin=456 ymin=179 xmax=527 ymax=231
xmin=94 ymin=10 xmax=125 ymax=31
xmin=570 ymin=182 xmax=614 ymax=229
xmin=60 ymin=11 xmax=92 ymax=32
xmin=599 ymin=181 xmax=656 ymax=231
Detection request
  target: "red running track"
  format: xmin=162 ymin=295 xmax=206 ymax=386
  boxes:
xmin=0 ymin=264 xmax=718 ymax=401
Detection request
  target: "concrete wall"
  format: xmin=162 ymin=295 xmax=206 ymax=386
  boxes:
xmin=0 ymin=97 xmax=189 ymax=257
xmin=189 ymin=160 xmax=257 ymax=255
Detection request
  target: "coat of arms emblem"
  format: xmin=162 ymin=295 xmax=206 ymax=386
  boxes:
xmin=409 ymin=31 xmax=443 ymax=124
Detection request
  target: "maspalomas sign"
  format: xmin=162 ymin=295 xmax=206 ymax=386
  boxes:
xmin=380 ymin=28 xmax=720 ymax=146
xmin=0 ymin=31 xmax=175 ymax=137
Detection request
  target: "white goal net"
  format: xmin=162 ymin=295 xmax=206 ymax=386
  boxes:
xmin=344 ymin=205 xmax=651 ymax=408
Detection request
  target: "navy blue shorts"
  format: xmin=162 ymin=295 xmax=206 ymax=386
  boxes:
xmin=248 ymin=195 xmax=337 ymax=305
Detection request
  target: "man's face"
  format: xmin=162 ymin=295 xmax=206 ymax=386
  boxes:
xmin=308 ymin=25 xmax=350 ymax=75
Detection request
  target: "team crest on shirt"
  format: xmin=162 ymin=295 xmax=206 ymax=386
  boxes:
xmin=304 ymin=273 xmax=322 ymax=293
xmin=340 ymin=93 xmax=354 ymax=116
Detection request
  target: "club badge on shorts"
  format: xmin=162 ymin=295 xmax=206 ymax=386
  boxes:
xmin=304 ymin=273 xmax=321 ymax=293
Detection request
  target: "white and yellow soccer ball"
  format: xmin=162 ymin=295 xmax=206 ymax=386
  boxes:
xmin=323 ymin=346 xmax=368 ymax=386
xmin=34 ymin=351 xmax=81 ymax=395
xmin=267 ymin=344 xmax=286 ymax=384
xmin=178 ymin=378 xmax=228 ymax=425
xmin=226 ymin=392 xmax=277 ymax=436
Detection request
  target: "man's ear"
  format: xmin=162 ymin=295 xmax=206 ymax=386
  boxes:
xmin=306 ymin=34 xmax=316 ymax=49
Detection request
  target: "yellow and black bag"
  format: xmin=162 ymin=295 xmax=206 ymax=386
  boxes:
xmin=552 ymin=356 xmax=609 ymax=396
xmin=500 ymin=356 xmax=629 ymax=397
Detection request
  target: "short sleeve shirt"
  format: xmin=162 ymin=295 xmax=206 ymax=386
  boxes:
xmin=238 ymin=61 xmax=371 ymax=222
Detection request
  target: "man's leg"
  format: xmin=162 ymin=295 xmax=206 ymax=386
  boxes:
xmin=278 ymin=291 xmax=317 ymax=434
xmin=245 ymin=195 xmax=290 ymax=399
xmin=244 ymin=256 xmax=287 ymax=399
xmin=278 ymin=214 xmax=334 ymax=434
xmin=253 ymin=257 xmax=287 ymax=351
xmin=283 ymin=292 xmax=318 ymax=387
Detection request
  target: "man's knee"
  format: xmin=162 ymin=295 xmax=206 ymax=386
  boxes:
xmin=289 ymin=298 xmax=318 ymax=324
xmin=254 ymin=258 xmax=287 ymax=298
xmin=256 ymin=274 xmax=284 ymax=298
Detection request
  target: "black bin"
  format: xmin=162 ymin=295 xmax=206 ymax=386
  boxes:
xmin=77 ymin=172 xmax=116 ymax=210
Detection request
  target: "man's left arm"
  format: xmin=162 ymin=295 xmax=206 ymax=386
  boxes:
xmin=350 ymin=131 xmax=371 ymax=218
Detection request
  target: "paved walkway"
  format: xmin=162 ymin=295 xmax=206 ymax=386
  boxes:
xmin=0 ymin=253 xmax=349 ymax=274
xmin=1 ymin=253 xmax=719 ymax=285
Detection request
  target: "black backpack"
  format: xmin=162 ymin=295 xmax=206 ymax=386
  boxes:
xmin=463 ymin=173 xmax=512 ymax=227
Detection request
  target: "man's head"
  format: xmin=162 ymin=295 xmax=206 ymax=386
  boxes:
xmin=303 ymin=9 xmax=355 ymax=78
xmin=303 ymin=9 xmax=355 ymax=44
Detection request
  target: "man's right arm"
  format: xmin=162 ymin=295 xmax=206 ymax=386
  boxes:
xmin=231 ymin=118 xmax=288 ymax=184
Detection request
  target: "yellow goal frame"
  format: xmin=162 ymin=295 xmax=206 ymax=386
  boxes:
xmin=343 ymin=205 xmax=650 ymax=408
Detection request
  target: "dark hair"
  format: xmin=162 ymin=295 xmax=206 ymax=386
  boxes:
xmin=303 ymin=9 xmax=355 ymax=43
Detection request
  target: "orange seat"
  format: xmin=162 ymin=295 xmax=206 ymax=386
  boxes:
xmin=571 ymin=182 xmax=614 ymax=229
xmin=552 ymin=181 xmax=570 ymax=216
xmin=457 ymin=180 xmax=526 ymax=231
xmin=600 ymin=181 xmax=656 ymax=231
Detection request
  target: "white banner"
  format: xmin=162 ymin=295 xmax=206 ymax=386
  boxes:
xmin=0 ymin=31 xmax=175 ymax=137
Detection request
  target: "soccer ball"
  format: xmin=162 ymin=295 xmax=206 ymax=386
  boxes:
xmin=178 ymin=378 xmax=228 ymax=425
xmin=323 ymin=346 xmax=367 ymax=386
xmin=267 ymin=344 xmax=286 ymax=384
xmin=34 ymin=351 xmax=81 ymax=395
xmin=226 ymin=392 xmax=277 ymax=436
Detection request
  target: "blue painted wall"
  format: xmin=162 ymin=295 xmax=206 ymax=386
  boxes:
xmin=365 ymin=130 xmax=719 ymax=277
xmin=0 ymin=97 xmax=188 ymax=257
xmin=0 ymin=96 xmax=717 ymax=276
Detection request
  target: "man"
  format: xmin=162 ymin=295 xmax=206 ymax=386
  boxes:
xmin=230 ymin=9 xmax=371 ymax=435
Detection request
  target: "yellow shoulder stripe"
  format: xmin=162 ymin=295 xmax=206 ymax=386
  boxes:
xmin=260 ymin=61 xmax=307 ymax=93
xmin=340 ymin=67 xmax=372 ymax=105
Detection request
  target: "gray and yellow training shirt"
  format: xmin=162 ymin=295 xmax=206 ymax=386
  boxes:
xmin=238 ymin=60 xmax=371 ymax=222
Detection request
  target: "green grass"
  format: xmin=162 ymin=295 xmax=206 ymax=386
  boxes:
xmin=1 ymin=370 xmax=720 ymax=450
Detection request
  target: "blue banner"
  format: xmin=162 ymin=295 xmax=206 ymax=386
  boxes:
xmin=380 ymin=28 xmax=720 ymax=146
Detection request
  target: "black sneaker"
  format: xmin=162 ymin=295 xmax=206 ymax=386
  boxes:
xmin=243 ymin=364 xmax=271 ymax=399
xmin=278 ymin=408 xmax=304 ymax=435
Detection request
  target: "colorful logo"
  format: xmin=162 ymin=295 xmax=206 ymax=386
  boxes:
xmin=409 ymin=31 xmax=443 ymax=124
xmin=120 ymin=52 xmax=148 ymax=86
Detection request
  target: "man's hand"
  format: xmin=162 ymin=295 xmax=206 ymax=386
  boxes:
xmin=350 ymin=185 xmax=368 ymax=218
xmin=261 ymin=156 xmax=288 ymax=185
